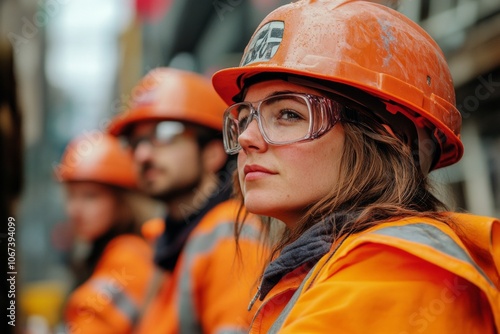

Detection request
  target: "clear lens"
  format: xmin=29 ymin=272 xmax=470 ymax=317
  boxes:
xmin=223 ymin=110 xmax=242 ymax=154
xmin=155 ymin=121 xmax=185 ymax=141
xmin=128 ymin=121 xmax=187 ymax=151
xmin=259 ymin=94 xmax=311 ymax=143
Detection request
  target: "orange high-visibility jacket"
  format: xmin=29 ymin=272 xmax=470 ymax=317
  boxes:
xmin=249 ymin=214 xmax=500 ymax=333
xmin=136 ymin=199 xmax=266 ymax=334
xmin=65 ymin=234 xmax=154 ymax=333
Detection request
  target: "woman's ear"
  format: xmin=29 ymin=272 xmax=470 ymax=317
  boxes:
xmin=201 ymin=139 xmax=227 ymax=173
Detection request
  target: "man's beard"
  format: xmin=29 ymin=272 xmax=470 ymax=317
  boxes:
xmin=149 ymin=177 xmax=202 ymax=203
xmin=140 ymin=162 xmax=202 ymax=203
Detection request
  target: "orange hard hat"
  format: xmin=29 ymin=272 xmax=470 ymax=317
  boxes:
xmin=212 ymin=0 xmax=463 ymax=170
xmin=56 ymin=131 xmax=137 ymax=189
xmin=108 ymin=67 xmax=228 ymax=136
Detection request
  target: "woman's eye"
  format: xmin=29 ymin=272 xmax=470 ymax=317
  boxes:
xmin=278 ymin=109 xmax=303 ymax=121
xmin=237 ymin=106 xmax=251 ymax=123
xmin=238 ymin=114 xmax=250 ymax=127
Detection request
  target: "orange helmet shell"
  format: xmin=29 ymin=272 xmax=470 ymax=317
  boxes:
xmin=108 ymin=68 xmax=228 ymax=136
xmin=212 ymin=0 xmax=463 ymax=169
xmin=56 ymin=131 xmax=137 ymax=189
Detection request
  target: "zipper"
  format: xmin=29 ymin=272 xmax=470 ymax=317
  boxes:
xmin=247 ymin=287 xmax=261 ymax=311
xmin=248 ymin=288 xmax=295 ymax=334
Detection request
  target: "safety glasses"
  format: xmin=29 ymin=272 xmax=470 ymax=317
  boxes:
xmin=126 ymin=121 xmax=192 ymax=151
xmin=222 ymin=93 xmax=343 ymax=154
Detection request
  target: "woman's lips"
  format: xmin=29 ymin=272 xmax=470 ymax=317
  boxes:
xmin=243 ymin=164 xmax=276 ymax=181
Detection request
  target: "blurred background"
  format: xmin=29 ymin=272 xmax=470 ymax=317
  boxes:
xmin=1 ymin=0 xmax=499 ymax=332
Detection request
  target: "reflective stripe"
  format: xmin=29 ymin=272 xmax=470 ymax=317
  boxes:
xmin=178 ymin=222 xmax=260 ymax=334
xmin=268 ymin=266 xmax=315 ymax=334
xmin=89 ymin=278 xmax=139 ymax=325
xmin=373 ymin=223 xmax=494 ymax=287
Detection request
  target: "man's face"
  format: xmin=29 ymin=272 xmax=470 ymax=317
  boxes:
xmin=127 ymin=121 xmax=203 ymax=201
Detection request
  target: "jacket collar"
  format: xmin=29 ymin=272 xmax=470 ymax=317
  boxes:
xmin=259 ymin=217 xmax=335 ymax=300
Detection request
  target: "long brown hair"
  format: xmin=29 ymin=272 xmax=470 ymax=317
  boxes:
xmin=233 ymin=97 xmax=451 ymax=265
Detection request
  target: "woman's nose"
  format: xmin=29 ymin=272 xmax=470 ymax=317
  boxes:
xmin=238 ymin=117 xmax=267 ymax=152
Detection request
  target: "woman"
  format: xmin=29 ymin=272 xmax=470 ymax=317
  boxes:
xmin=58 ymin=131 xmax=155 ymax=333
xmin=212 ymin=0 xmax=500 ymax=333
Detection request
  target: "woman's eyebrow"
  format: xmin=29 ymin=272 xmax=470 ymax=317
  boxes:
xmin=246 ymin=90 xmax=305 ymax=103
xmin=266 ymin=90 xmax=297 ymax=97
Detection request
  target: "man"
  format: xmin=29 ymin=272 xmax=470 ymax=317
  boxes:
xmin=108 ymin=67 xmax=265 ymax=333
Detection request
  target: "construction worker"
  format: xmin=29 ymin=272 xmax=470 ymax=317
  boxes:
xmin=58 ymin=132 xmax=154 ymax=333
xmin=211 ymin=0 xmax=500 ymax=332
xmin=107 ymin=67 xmax=266 ymax=333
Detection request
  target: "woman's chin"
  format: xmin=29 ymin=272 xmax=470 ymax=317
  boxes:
xmin=244 ymin=197 xmax=274 ymax=217
xmin=245 ymin=195 xmax=304 ymax=228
